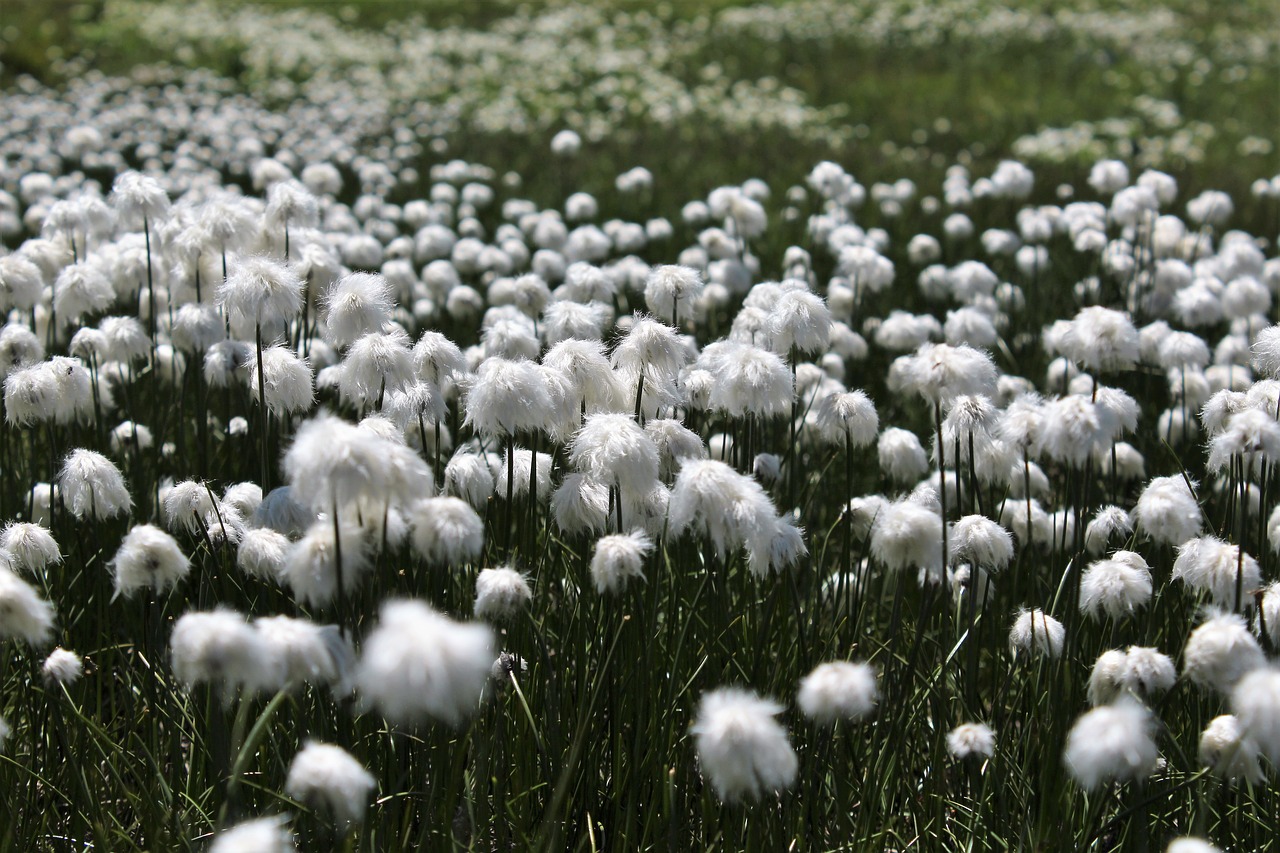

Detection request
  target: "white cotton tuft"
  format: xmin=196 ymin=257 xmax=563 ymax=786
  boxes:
xmin=285 ymin=741 xmax=376 ymax=828
xmin=254 ymin=615 xmax=353 ymax=694
xmin=796 ymin=661 xmax=877 ymax=725
xmin=692 ymin=687 xmax=798 ymax=801
xmin=209 ymin=815 xmax=293 ymax=853
xmin=1172 ymin=536 xmax=1260 ymax=611
xmin=356 ymin=599 xmax=495 ymax=726
xmin=41 ymin=647 xmax=83 ymax=687
xmin=1080 ymin=554 xmax=1152 ymax=620
xmin=946 ymin=722 xmax=996 ymax=760
xmin=1231 ymin=667 xmax=1280 ymax=765
xmin=1 ymin=522 xmax=61 ymax=576
xmin=870 ymin=498 xmax=944 ymax=583
xmin=1198 ymin=715 xmax=1263 ymax=784
xmin=1009 ymin=608 xmax=1064 ymax=659
xmin=1183 ymin=613 xmax=1265 ymax=695
xmin=109 ymin=524 xmax=190 ymax=599
xmin=0 ymin=568 xmax=53 ymax=645
xmin=58 ymin=449 xmax=131 ymax=520
xmin=408 ymin=497 xmax=485 ymax=567
xmin=1131 ymin=475 xmax=1202 ymax=546
xmin=170 ymin=608 xmax=277 ymax=697
xmin=1063 ymin=698 xmax=1157 ymax=789
xmin=474 ymin=567 xmax=533 ymax=621
xmin=590 ymin=531 xmax=653 ymax=595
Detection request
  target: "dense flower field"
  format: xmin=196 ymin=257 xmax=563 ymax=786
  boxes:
xmin=1 ymin=1 xmax=1278 ymax=851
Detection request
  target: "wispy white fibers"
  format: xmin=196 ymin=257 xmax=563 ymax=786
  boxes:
xmin=408 ymin=497 xmax=485 ymax=567
xmin=474 ymin=567 xmax=533 ymax=621
xmin=569 ymin=413 xmax=660 ymax=496
xmin=1132 ymin=475 xmax=1202 ymax=546
xmin=870 ymin=497 xmax=944 ymax=583
xmin=58 ymin=449 xmax=130 ymax=520
xmin=1182 ymin=613 xmax=1265 ymax=695
xmin=253 ymin=615 xmax=353 ymax=694
xmin=797 ymin=661 xmax=877 ymax=725
xmin=1088 ymin=647 xmax=1177 ymax=706
xmin=946 ymin=723 xmax=996 ymax=760
xmin=170 ymin=608 xmax=278 ymax=697
xmin=109 ymin=524 xmax=190 ymax=599
xmin=1172 ymin=536 xmax=1260 ymax=611
xmin=1 ymin=522 xmax=61 ymax=575
xmin=692 ymin=687 xmax=797 ymax=801
xmin=889 ymin=342 xmax=998 ymax=407
xmin=1198 ymin=715 xmax=1263 ymax=784
xmin=285 ymin=742 xmax=375 ymax=828
xmin=1079 ymin=552 xmax=1152 ymax=620
xmin=356 ymin=599 xmax=494 ymax=726
xmin=0 ymin=568 xmax=55 ymax=645
xmin=669 ymin=458 xmax=775 ymax=558
xmin=1009 ymin=608 xmax=1064 ymax=659
xmin=1231 ymin=667 xmax=1280 ymax=765
xmin=209 ymin=815 xmax=293 ymax=853
xmin=590 ymin=531 xmax=653 ymax=594
xmin=1063 ymin=698 xmax=1157 ymax=789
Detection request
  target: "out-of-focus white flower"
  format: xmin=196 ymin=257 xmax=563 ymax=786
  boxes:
xmin=692 ymin=687 xmax=797 ymax=801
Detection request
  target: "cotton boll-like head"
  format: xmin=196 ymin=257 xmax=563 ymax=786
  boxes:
xmin=797 ymin=661 xmax=877 ymax=725
xmin=590 ymin=531 xmax=653 ymax=594
xmin=1063 ymin=698 xmax=1157 ymax=789
xmin=1198 ymin=715 xmax=1263 ymax=785
xmin=1 ymin=522 xmax=61 ymax=576
xmin=1132 ymin=475 xmax=1202 ymax=547
xmin=870 ymin=498 xmax=944 ymax=583
xmin=170 ymin=608 xmax=279 ymax=697
xmin=58 ymin=449 xmax=131 ymax=521
xmin=218 ymin=255 xmax=304 ymax=338
xmin=691 ymin=687 xmax=798 ymax=802
xmin=1183 ymin=612 xmax=1265 ymax=695
xmin=209 ymin=815 xmax=293 ymax=853
xmin=946 ymin=723 xmax=996 ymax=760
xmin=569 ymin=413 xmax=659 ymax=496
xmin=254 ymin=616 xmax=354 ymax=694
xmin=948 ymin=515 xmax=1013 ymax=572
xmin=443 ymin=450 xmax=496 ymax=510
xmin=0 ymin=568 xmax=56 ymax=645
xmin=1080 ymin=556 xmax=1152 ymax=620
xmin=109 ymin=524 xmax=190 ymax=599
xmin=1172 ymin=536 xmax=1260 ymax=611
xmin=283 ymin=519 xmax=371 ymax=608
xmin=236 ymin=528 xmax=291 ymax=583
xmin=1231 ymin=667 xmax=1280 ymax=765
xmin=285 ymin=742 xmax=375 ymax=829
xmin=1009 ymin=608 xmax=1065 ymax=659
xmin=41 ymin=647 xmax=83 ymax=687
xmin=408 ymin=497 xmax=484 ymax=567
xmin=474 ymin=567 xmax=533 ymax=621
xmin=356 ymin=599 xmax=495 ymax=726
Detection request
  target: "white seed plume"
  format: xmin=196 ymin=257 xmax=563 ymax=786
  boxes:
xmin=285 ymin=741 xmax=376 ymax=829
xmin=1063 ymin=698 xmax=1157 ymax=789
xmin=692 ymin=687 xmax=798 ymax=802
xmin=356 ymin=599 xmax=495 ymax=726
xmin=797 ymin=661 xmax=877 ymax=725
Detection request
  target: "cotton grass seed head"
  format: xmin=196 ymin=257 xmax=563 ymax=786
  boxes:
xmin=1063 ymin=698 xmax=1157 ymax=789
xmin=1197 ymin=715 xmax=1263 ymax=784
xmin=1182 ymin=612 xmax=1265 ymax=695
xmin=797 ymin=661 xmax=877 ymax=725
xmin=590 ymin=531 xmax=653 ymax=595
xmin=209 ymin=815 xmax=293 ymax=853
xmin=408 ymin=497 xmax=484 ymax=567
xmin=285 ymin=741 xmax=376 ymax=829
xmin=170 ymin=608 xmax=277 ymax=697
xmin=109 ymin=524 xmax=190 ymax=599
xmin=0 ymin=568 xmax=55 ymax=645
xmin=356 ymin=599 xmax=495 ymax=726
xmin=474 ymin=567 xmax=533 ymax=621
xmin=1009 ymin=608 xmax=1064 ymax=659
xmin=41 ymin=647 xmax=83 ymax=687
xmin=692 ymin=687 xmax=798 ymax=802
xmin=946 ymin=723 xmax=996 ymax=760
xmin=58 ymin=448 xmax=130 ymax=520
xmin=1 ymin=522 xmax=61 ymax=575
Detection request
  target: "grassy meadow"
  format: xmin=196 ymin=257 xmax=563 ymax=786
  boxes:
xmin=0 ymin=1 xmax=1278 ymax=851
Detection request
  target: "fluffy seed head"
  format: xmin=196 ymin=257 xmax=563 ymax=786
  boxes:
xmin=797 ymin=661 xmax=877 ymax=725
xmin=1063 ymin=699 xmax=1157 ymax=789
xmin=692 ymin=687 xmax=798 ymax=801
xmin=590 ymin=531 xmax=653 ymax=595
xmin=946 ymin=723 xmax=996 ymax=760
xmin=356 ymin=599 xmax=495 ymax=726
xmin=285 ymin=742 xmax=376 ymax=829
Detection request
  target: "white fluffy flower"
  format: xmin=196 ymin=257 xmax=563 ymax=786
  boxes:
xmin=285 ymin=741 xmax=376 ymax=828
xmin=1132 ymin=475 xmax=1202 ymax=546
xmin=209 ymin=815 xmax=293 ymax=853
xmin=170 ymin=608 xmax=278 ymax=696
xmin=796 ymin=661 xmax=877 ymax=725
xmin=356 ymin=599 xmax=495 ymax=726
xmin=1231 ymin=667 xmax=1280 ymax=765
xmin=409 ymin=497 xmax=485 ymax=566
xmin=474 ymin=567 xmax=533 ymax=621
xmin=1009 ymin=608 xmax=1064 ymax=659
xmin=109 ymin=524 xmax=190 ymax=599
xmin=0 ymin=565 xmax=55 ymax=646
xmin=692 ymin=687 xmax=797 ymax=801
xmin=41 ymin=647 xmax=83 ymax=687
xmin=1183 ymin=613 xmax=1265 ymax=695
xmin=946 ymin=722 xmax=996 ymax=760
xmin=1063 ymin=699 xmax=1157 ymax=789
xmin=1080 ymin=555 xmax=1152 ymax=620
xmin=58 ymin=449 xmax=131 ymax=520
xmin=1172 ymin=536 xmax=1261 ymax=611
xmin=590 ymin=531 xmax=652 ymax=595
xmin=1198 ymin=715 xmax=1263 ymax=784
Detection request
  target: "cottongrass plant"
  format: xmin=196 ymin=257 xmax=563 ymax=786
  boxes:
xmin=1 ymin=73 xmax=1279 ymax=851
